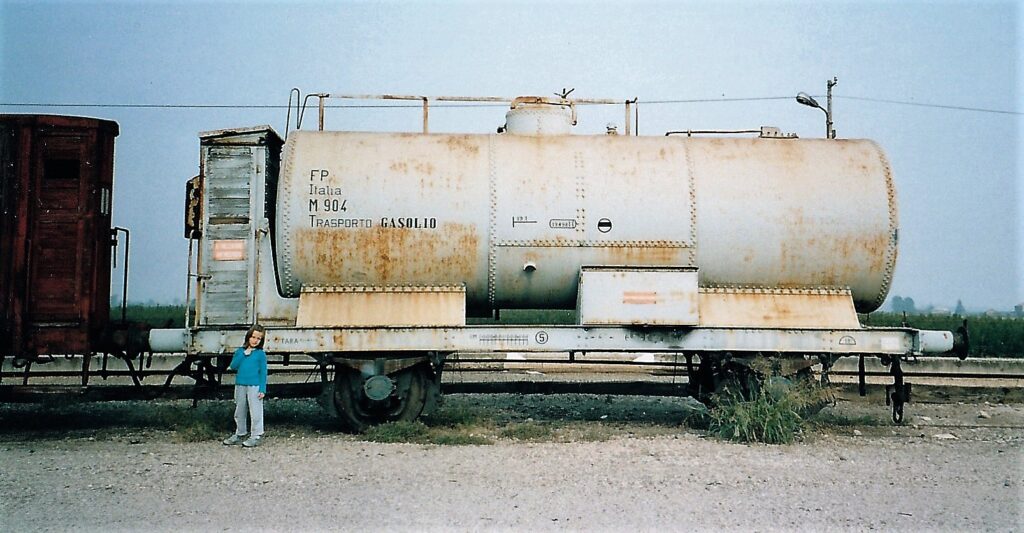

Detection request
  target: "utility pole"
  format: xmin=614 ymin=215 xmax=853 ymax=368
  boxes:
xmin=796 ymin=77 xmax=839 ymax=139
xmin=826 ymin=77 xmax=837 ymax=139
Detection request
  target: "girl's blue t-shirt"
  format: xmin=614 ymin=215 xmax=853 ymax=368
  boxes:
xmin=228 ymin=347 xmax=267 ymax=393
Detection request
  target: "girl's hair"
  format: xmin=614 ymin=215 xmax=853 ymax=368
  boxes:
xmin=243 ymin=324 xmax=266 ymax=349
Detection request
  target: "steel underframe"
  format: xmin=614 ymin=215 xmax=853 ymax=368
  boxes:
xmin=172 ymin=324 xmax=930 ymax=357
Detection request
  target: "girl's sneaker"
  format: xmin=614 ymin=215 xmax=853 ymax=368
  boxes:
xmin=222 ymin=434 xmax=244 ymax=445
xmin=242 ymin=436 xmax=262 ymax=448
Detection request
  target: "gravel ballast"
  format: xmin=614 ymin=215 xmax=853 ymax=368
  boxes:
xmin=1 ymin=394 xmax=1021 ymax=532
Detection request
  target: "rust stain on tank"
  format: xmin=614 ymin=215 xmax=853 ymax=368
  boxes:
xmin=768 ymin=198 xmax=890 ymax=297
xmin=413 ymin=161 xmax=436 ymax=175
xmin=773 ymin=229 xmax=891 ymax=298
xmin=702 ymin=138 xmax=740 ymax=161
xmin=599 ymin=245 xmax=689 ymax=265
xmin=445 ymin=135 xmax=480 ymax=155
xmin=772 ymin=138 xmax=807 ymax=166
xmin=832 ymin=232 xmax=890 ymax=275
xmin=295 ymin=222 xmax=479 ymax=286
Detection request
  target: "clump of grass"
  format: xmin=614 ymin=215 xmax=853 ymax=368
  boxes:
xmin=430 ymin=433 xmax=492 ymax=445
xmin=150 ymin=403 xmax=232 ymax=442
xmin=682 ymin=409 xmax=711 ymax=430
xmin=361 ymin=420 xmax=494 ymax=445
xmin=708 ymin=377 xmax=832 ymax=445
xmin=498 ymin=421 xmax=553 ymax=441
xmin=363 ymin=421 xmax=432 ymax=443
xmin=175 ymin=421 xmax=224 ymax=442
xmin=422 ymin=404 xmax=489 ymax=428
xmin=554 ymin=422 xmax=620 ymax=442
xmin=571 ymin=426 xmax=615 ymax=442
xmin=0 ymin=399 xmax=238 ymax=442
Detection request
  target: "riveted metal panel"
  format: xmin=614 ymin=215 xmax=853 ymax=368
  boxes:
xmin=697 ymin=287 xmax=861 ymax=329
xmin=690 ymin=138 xmax=896 ymax=312
xmin=490 ymin=138 xmax=694 ymax=244
xmin=577 ymin=266 xmax=699 ymax=326
xmin=276 ymin=132 xmax=696 ymax=311
xmin=490 ymin=136 xmax=694 ymax=308
xmin=276 ymin=131 xmax=491 ymax=309
xmin=275 ymin=131 xmax=895 ymax=315
xmin=296 ymin=284 xmax=466 ymax=327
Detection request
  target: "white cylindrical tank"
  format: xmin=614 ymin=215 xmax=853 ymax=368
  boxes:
xmin=276 ymin=130 xmax=896 ymax=313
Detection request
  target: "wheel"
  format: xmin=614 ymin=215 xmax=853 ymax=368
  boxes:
xmin=686 ymin=354 xmax=721 ymax=403
xmin=332 ymin=363 xmax=435 ymax=433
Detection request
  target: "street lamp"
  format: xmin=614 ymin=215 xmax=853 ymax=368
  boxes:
xmin=796 ymin=77 xmax=838 ymax=139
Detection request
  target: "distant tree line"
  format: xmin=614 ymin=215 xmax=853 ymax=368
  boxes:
xmin=112 ymin=304 xmax=189 ymax=328
xmin=890 ymin=295 xmax=917 ymax=313
xmin=890 ymin=295 xmax=1019 ymax=319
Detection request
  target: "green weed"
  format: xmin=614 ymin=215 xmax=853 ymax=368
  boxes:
xmin=362 ymin=421 xmax=431 ymax=443
xmin=708 ymin=379 xmax=832 ymax=445
xmin=498 ymin=421 xmax=553 ymax=441
xmin=175 ymin=421 xmax=224 ymax=442
xmin=546 ymin=422 xmax=616 ymax=442
xmin=429 ymin=433 xmax=492 ymax=446
xmin=361 ymin=420 xmax=494 ymax=445
xmin=422 ymin=404 xmax=489 ymax=428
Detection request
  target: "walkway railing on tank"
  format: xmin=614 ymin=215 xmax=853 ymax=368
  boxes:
xmin=286 ymin=88 xmax=640 ymax=138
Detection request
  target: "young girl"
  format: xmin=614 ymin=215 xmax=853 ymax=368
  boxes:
xmin=222 ymin=324 xmax=268 ymax=447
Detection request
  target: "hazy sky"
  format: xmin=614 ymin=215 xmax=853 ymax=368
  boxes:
xmin=1 ymin=0 xmax=1021 ymax=311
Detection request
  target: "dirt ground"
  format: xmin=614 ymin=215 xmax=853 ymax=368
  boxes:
xmin=1 ymin=391 xmax=1021 ymax=532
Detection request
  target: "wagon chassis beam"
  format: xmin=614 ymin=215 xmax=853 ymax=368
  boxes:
xmin=155 ymin=324 xmax=950 ymax=359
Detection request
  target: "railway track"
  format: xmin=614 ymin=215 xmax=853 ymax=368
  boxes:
xmin=1 ymin=354 xmax=1021 ymax=403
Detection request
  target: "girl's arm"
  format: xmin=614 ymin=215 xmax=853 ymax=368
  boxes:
xmin=227 ymin=347 xmax=243 ymax=371
xmin=258 ymin=350 xmax=268 ymax=394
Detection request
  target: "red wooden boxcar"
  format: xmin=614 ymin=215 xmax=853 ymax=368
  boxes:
xmin=1 ymin=115 xmax=119 ymax=360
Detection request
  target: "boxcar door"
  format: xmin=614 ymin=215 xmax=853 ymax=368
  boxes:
xmin=28 ymin=133 xmax=91 ymax=330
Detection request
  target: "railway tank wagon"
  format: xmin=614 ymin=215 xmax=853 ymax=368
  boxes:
xmin=151 ymin=94 xmax=961 ymax=430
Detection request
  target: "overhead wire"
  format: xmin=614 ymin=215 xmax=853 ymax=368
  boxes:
xmin=835 ymin=95 xmax=1020 ymax=115
xmin=0 ymin=96 xmax=1019 ymax=114
xmin=0 ymin=97 xmax=791 ymax=109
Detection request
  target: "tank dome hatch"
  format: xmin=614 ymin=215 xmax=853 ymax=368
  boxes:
xmin=502 ymin=96 xmax=576 ymax=135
